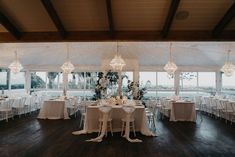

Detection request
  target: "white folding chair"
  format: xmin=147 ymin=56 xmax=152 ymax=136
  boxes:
xmin=121 ymin=105 xmax=136 ymax=137
xmin=0 ymin=99 xmax=14 ymax=122
xmin=98 ymin=105 xmax=113 ymax=137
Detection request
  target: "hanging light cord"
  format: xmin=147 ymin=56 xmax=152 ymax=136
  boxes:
xmin=227 ymin=49 xmax=231 ymax=63
xmin=169 ymin=42 xmax=172 ymax=62
xmin=66 ymin=43 xmax=70 ymax=60
xmin=14 ymin=50 xmax=20 ymax=62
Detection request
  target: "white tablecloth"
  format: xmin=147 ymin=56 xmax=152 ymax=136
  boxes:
xmin=81 ymin=105 xmax=153 ymax=136
xmin=38 ymin=100 xmax=69 ymax=119
xmin=170 ymin=101 xmax=196 ymax=122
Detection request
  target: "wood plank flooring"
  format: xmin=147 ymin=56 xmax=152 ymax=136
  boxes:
xmin=0 ymin=113 xmax=235 ymax=157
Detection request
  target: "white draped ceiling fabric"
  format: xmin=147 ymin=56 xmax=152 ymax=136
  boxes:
xmin=0 ymin=42 xmax=234 ymax=72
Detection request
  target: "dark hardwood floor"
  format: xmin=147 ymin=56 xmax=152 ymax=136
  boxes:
xmin=0 ymin=112 xmax=235 ymax=157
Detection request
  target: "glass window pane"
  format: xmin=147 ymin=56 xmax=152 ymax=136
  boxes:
xmin=222 ymin=73 xmax=235 ymax=96
xmin=122 ymin=72 xmax=133 ymax=87
xmin=31 ymin=72 xmax=47 ymax=89
xmin=89 ymin=72 xmax=98 ymax=89
xmin=198 ymin=72 xmax=216 ymax=91
xmin=11 ymin=72 xmax=25 ymax=89
xmin=180 ymin=91 xmax=198 ymax=99
xmin=0 ymin=69 xmax=8 ymax=90
xmin=143 ymin=91 xmax=157 ymax=99
xmin=139 ymin=72 xmax=156 ymax=89
xmin=158 ymin=72 xmax=174 ymax=90
xmin=68 ymin=72 xmax=85 ymax=89
xmin=47 ymin=72 xmax=59 ymax=89
xmin=157 ymin=91 xmax=175 ymax=98
xmin=180 ymin=72 xmax=197 ymax=90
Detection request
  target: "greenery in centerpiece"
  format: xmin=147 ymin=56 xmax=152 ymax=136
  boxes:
xmin=93 ymin=70 xmax=129 ymax=100
xmin=94 ymin=70 xmax=119 ymax=99
xmin=126 ymin=81 xmax=147 ymax=100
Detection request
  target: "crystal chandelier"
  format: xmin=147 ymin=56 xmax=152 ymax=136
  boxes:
xmin=8 ymin=51 xmax=23 ymax=74
xmin=221 ymin=49 xmax=235 ymax=77
xmin=110 ymin=42 xmax=126 ymax=71
xmin=164 ymin=43 xmax=178 ymax=75
xmin=61 ymin=44 xmax=75 ymax=74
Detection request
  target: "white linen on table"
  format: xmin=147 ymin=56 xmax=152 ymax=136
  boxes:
xmin=170 ymin=101 xmax=196 ymax=122
xmin=38 ymin=100 xmax=69 ymax=119
xmin=77 ymin=105 xmax=154 ymax=136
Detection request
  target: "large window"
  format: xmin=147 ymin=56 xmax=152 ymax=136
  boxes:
xmin=198 ymin=72 xmax=216 ymax=91
xmin=139 ymin=72 xmax=156 ymax=89
xmin=68 ymin=72 xmax=98 ymax=90
xmin=180 ymin=72 xmax=197 ymax=90
xmin=157 ymin=72 xmax=174 ymax=90
xmin=47 ymin=72 xmax=60 ymax=89
xmin=11 ymin=72 xmax=25 ymax=89
xmin=0 ymin=69 xmax=8 ymax=90
xmin=31 ymin=72 xmax=47 ymax=89
xmin=222 ymin=73 xmax=235 ymax=96
xmin=180 ymin=72 xmax=216 ymax=97
xmin=139 ymin=72 xmax=175 ymax=98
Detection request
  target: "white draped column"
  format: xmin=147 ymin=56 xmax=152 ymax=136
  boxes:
xmin=118 ymin=71 xmax=122 ymax=97
xmin=216 ymin=71 xmax=222 ymax=94
xmin=63 ymin=73 xmax=68 ymax=97
xmin=174 ymin=71 xmax=180 ymax=95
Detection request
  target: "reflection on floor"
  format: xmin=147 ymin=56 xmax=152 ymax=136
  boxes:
xmin=0 ymin=113 xmax=235 ymax=157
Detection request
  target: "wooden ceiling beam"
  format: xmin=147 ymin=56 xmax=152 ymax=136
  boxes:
xmin=105 ymin=0 xmax=114 ymax=37
xmin=162 ymin=0 xmax=181 ymax=38
xmin=0 ymin=11 xmax=22 ymax=40
xmin=212 ymin=2 xmax=235 ymax=37
xmin=0 ymin=31 xmax=235 ymax=42
xmin=41 ymin=0 xmax=67 ymax=38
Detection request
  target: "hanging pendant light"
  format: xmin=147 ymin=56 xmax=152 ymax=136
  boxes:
xmin=61 ymin=44 xmax=75 ymax=74
xmin=221 ymin=49 xmax=235 ymax=77
xmin=164 ymin=43 xmax=178 ymax=75
xmin=8 ymin=50 xmax=23 ymax=74
xmin=110 ymin=42 xmax=126 ymax=71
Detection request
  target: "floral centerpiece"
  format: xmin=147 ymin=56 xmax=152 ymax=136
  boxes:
xmin=126 ymin=81 xmax=147 ymax=100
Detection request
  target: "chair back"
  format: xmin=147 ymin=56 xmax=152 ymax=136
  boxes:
xmin=122 ymin=105 xmax=136 ymax=120
xmin=0 ymin=100 xmax=11 ymax=110
xmin=98 ymin=105 xmax=112 ymax=121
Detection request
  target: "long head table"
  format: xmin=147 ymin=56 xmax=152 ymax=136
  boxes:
xmin=82 ymin=104 xmax=153 ymax=136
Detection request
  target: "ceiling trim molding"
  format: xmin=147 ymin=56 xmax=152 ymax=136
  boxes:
xmin=0 ymin=30 xmax=235 ymax=42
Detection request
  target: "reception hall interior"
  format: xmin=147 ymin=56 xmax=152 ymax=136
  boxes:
xmin=0 ymin=0 xmax=235 ymax=157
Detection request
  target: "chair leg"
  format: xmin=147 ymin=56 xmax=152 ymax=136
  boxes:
xmin=79 ymin=115 xmax=83 ymax=128
xmin=109 ymin=121 xmax=113 ymax=136
xmin=121 ymin=121 xmax=125 ymax=136
xmin=98 ymin=121 xmax=102 ymax=136
xmin=152 ymin=116 xmax=156 ymax=129
xmin=132 ymin=122 xmax=136 ymax=137
xmin=6 ymin=112 xmax=8 ymax=122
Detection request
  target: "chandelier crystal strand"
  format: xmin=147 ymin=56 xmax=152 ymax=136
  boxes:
xmin=221 ymin=50 xmax=235 ymax=77
xmin=61 ymin=43 xmax=75 ymax=74
xmin=164 ymin=42 xmax=178 ymax=75
xmin=8 ymin=50 xmax=23 ymax=74
xmin=110 ymin=42 xmax=126 ymax=71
